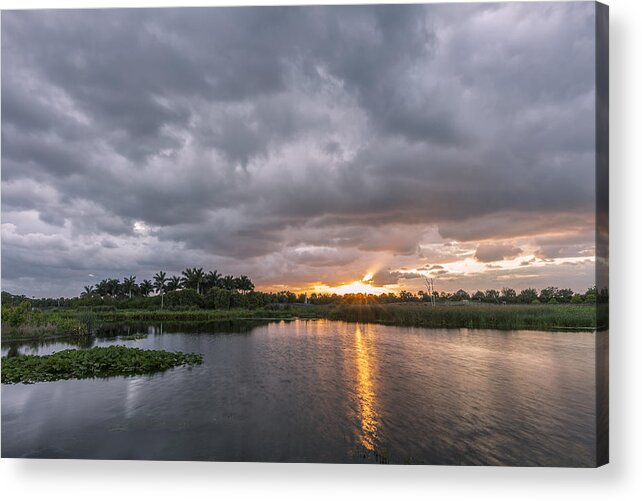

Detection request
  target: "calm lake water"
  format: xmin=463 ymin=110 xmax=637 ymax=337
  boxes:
xmin=1 ymin=320 xmax=598 ymax=465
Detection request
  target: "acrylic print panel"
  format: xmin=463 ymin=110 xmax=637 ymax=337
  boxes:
xmin=0 ymin=2 xmax=608 ymax=466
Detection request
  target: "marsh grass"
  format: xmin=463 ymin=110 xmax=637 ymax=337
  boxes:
xmin=1 ymin=304 xmax=97 ymax=340
xmin=87 ymin=303 xmax=598 ymax=331
xmin=1 ymin=303 xmax=599 ymax=340
xmin=1 ymin=314 xmax=87 ymax=338
xmin=322 ymin=303 xmax=598 ymax=331
xmin=90 ymin=308 xmax=303 ymax=323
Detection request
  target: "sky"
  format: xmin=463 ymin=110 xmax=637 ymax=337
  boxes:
xmin=1 ymin=3 xmax=599 ymax=298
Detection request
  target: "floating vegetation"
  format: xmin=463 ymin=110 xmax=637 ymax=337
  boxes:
xmin=1 ymin=346 xmax=203 ymax=384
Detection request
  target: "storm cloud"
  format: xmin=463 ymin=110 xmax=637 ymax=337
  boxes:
xmin=474 ymin=243 xmax=523 ymax=263
xmin=1 ymin=4 xmax=598 ymax=296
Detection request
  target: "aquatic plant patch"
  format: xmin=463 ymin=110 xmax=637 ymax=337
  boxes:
xmin=1 ymin=346 xmax=204 ymax=384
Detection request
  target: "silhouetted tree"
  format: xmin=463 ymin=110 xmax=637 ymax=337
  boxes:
xmin=139 ymin=280 xmax=154 ymax=297
xmin=517 ymin=288 xmax=538 ymax=304
xmin=500 ymin=288 xmax=517 ymax=304
xmin=181 ymin=267 xmax=205 ymax=294
xmin=166 ymin=275 xmax=182 ymax=292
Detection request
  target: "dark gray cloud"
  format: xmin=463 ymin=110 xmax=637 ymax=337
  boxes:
xmin=369 ymin=269 xmax=424 ymax=288
xmin=474 ymin=243 xmax=523 ymax=263
xmin=533 ymin=231 xmax=595 ymax=260
xmin=1 ymin=4 xmax=598 ymax=296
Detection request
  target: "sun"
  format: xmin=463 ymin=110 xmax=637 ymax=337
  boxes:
xmin=318 ymin=280 xmax=390 ymax=295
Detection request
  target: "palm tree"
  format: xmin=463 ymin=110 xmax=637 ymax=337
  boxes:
xmin=95 ymin=279 xmax=109 ymax=298
xmin=123 ymin=275 xmax=137 ymax=299
xmin=166 ymin=275 xmax=182 ymax=292
xmin=81 ymin=285 xmax=94 ymax=297
xmin=106 ymin=278 xmax=121 ymax=297
xmin=153 ymin=271 xmax=167 ymax=309
xmin=180 ymin=268 xmax=192 ymax=290
xmin=236 ymin=275 xmax=254 ymax=295
xmin=194 ymin=267 xmax=205 ymax=293
xmin=139 ymin=280 xmax=154 ymax=297
xmin=204 ymin=270 xmax=221 ymax=293
xmin=181 ymin=267 xmax=205 ymax=294
xmin=221 ymin=275 xmax=236 ymax=291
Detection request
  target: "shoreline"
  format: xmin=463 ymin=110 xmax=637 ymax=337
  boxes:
xmin=1 ymin=303 xmax=602 ymax=342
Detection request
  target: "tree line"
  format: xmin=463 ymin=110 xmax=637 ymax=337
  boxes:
xmin=2 ymin=273 xmax=606 ymax=311
xmin=81 ymin=268 xmax=255 ymax=300
xmin=308 ymin=285 xmax=604 ymax=305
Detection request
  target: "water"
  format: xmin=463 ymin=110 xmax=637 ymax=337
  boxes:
xmin=1 ymin=320 xmax=598 ymax=465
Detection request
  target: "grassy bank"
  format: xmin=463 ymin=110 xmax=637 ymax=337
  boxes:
xmin=322 ymin=303 xmax=598 ymax=331
xmin=1 ymin=303 xmax=599 ymax=339
xmin=1 ymin=305 xmax=95 ymax=340
xmin=1 ymin=346 xmax=203 ymax=384
xmin=89 ymin=307 xmax=312 ymax=323
xmin=0 ymin=306 xmax=309 ymax=341
xmin=83 ymin=303 xmax=599 ymax=330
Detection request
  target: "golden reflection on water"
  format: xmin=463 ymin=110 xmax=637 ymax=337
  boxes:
xmin=354 ymin=324 xmax=379 ymax=451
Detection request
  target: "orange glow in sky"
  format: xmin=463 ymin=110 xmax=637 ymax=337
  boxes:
xmin=315 ymin=280 xmax=391 ymax=296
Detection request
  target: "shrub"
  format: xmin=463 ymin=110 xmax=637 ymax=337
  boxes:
xmin=571 ymin=294 xmax=584 ymax=304
xmin=203 ymin=288 xmax=231 ymax=309
xmin=230 ymin=292 xmax=249 ymax=309
xmin=165 ymin=289 xmax=204 ymax=309
xmin=1 ymin=301 xmax=31 ymax=327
